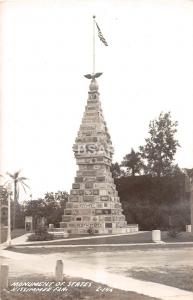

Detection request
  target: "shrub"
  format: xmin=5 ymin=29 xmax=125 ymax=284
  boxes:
xmin=87 ymin=226 xmax=95 ymax=235
xmin=115 ymin=175 xmax=190 ymax=231
xmin=28 ymin=226 xmax=54 ymax=241
xmin=167 ymin=228 xmax=181 ymax=239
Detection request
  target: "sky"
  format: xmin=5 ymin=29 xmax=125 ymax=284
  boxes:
xmin=1 ymin=0 xmax=193 ymax=200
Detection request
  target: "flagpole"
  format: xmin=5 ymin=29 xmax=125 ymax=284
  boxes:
xmin=93 ymin=15 xmax=96 ymax=75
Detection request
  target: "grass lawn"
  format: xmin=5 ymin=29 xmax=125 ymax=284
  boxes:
xmin=163 ymin=232 xmax=193 ymax=243
xmin=1 ymin=228 xmax=26 ymax=244
xmin=1 ymin=274 xmax=159 ymax=300
xmin=22 ymin=231 xmax=193 ymax=247
xmin=129 ymin=266 xmax=193 ymax=292
xmin=6 ymin=242 xmax=193 ymax=255
xmin=11 ymin=229 xmax=26 ymax=239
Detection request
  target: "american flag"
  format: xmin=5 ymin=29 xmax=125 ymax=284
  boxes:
xmin=95 ymin=22 xmax=108 ymax=46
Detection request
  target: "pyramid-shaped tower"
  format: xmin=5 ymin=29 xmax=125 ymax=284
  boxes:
xmin=60 ymin=76 xmax=138 ymax=234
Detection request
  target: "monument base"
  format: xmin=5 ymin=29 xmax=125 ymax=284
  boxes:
xmin=60 ymin=222 xmax=138 ymax=234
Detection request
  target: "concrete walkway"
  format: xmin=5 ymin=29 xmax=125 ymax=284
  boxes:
xmin=2 ymin=231 xmax=146 ymax=246
xmin=1 ymin=249 xmax=193 ymax=300
xmin=11 ymin=242 xmax=193 ymax=248
xmin=1 ymin=232 xmax=193 ymax=250
xmin=1 ymin=233 xmax=193 ymax=299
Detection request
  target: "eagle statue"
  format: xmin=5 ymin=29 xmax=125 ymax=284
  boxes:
xmin=84 ymin=72 xmax=103 ymax=79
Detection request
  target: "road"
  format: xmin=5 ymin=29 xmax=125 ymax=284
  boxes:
xmin=1 ymin=245 xmax=193 ymax=300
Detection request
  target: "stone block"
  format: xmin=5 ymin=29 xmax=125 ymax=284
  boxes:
xmin=85 ymin=182 xmax=94 ymax=189
xmin=72 ymin=183 xmax=80 ymax=189
xmin=83 ymin=196 xmax=94 ymax=202
xmin=85 ymin=190 xmax=93 ymax=195
xmin=62 ymin=216 xmax=72 ymax=222
xmin=93 ymin=189 xmax=99 ymax=195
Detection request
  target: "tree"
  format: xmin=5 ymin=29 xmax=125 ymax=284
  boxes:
xmin=139 ymin=112 xmax=180 ymax=177
xmin=24 ymin=198 xmax=45 ymax=229
xmin=182 ymin=168 xmax=193 ymax=193
xmin=121 ymin=148 xmax=143 ymax=176
xmin=0 ymin=186 xmax=9 ymax=226
xmin=45 ymin=191 xmax=68 ymax=210
xmin=184 ymin=168 xmax=193 ymax=179
xmin=44 ymin=191 xmax=69 ymax=226
xmin=24 ymin=191 xmax=69 ymax=228
xmin=116 ymin=175 xmax=189 ymax=230
xmin=7 ymin=170 xmax=29 ymax=228
xmin=110 ymin=162 xmax=124 ymax=178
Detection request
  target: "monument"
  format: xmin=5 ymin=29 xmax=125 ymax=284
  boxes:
xmin=60 ymin=73 xmax=138 ymax=234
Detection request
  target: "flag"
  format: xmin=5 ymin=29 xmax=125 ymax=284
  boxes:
xmin=95 ymin=22 xmax=108 ymax=46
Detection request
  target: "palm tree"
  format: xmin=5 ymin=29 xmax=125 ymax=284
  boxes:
xmin=7 ymin=170 xmax=29 ymax=229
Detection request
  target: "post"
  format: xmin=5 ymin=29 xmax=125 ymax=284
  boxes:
xmin=55 ymin=260 xmax=63 ymax=281
xmin=49 ymin=224 xmax=54 ymax=230
xmin=186 ymin=225 xmax=191 ymax=233
xmin=93 ymin=15 xmax=96 ymax=74
xmin=0 ymin=265 xmax=9 ymax=290
xmin=152 ymin=230 xmax=161 ymax=243
xmin=6 ymin=186 xmax=12 ymax=246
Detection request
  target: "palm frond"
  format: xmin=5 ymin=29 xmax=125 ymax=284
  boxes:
xmin=3 ymin=179 xmax=12 ymax=186
xmin=21 ymin=181 xmax=30 ymax=189
xmin=14 ymin=170 xmax=21 ymax=178
xmin=6 ymin=172 xmax=15 ymax=179
xmin=21 ymin=182 xmax=27 ymax=194
xmin=18 ymin=177 xmax=28 ymax=181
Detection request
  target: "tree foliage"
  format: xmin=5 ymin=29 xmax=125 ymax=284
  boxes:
xmin=111 ymin=162 xmax=124 ymax=178
xmin=0 ymin=186 xmax=8 ymax=226
xmin=6 ymin=170 xmax=29 ymax=228
xmin=28 ymin=226 xmax=54 ymax=241
xmin=24 ymin=191 xmax=69 ymax=228
xmin=140 ymin=112 xmax=180 ymax=177
xmin=184 ymin=168 xmax=193 ymax=179
xmin=121 ymin=148 xmax=143 ymax=176
xmin=115 ymin=175 xmax=190 ymax=231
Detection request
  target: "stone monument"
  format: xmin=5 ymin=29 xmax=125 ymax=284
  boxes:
xmin=60 ymin=74 xmax=138 ymax=234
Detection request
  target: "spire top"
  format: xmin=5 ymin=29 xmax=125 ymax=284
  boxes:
xmin=89 ymin=78 xmax=99 ymax=92
xmin=84 ymin=72 xmax=102 ymax=92
xmin=84 ymin=72 xmax=103 ymax=79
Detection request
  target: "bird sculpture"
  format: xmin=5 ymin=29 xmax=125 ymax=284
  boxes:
xmin=84 ymin=72 xmax=103 ymax=79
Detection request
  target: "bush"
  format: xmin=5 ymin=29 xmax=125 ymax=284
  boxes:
xmin=87 ymin=226 xmax=95 ymax=235
xmin=167 ymin=228 xmax=181 ymax=239
xmin=28 ymin=226 xmax=54 ymax=241
xmin=115 ymin=175 xmax=190 ymax=231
